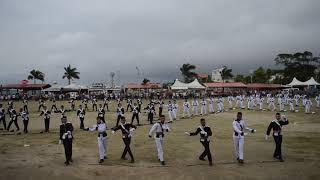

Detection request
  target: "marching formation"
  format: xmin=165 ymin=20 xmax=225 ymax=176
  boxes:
xmin=0 ymin=91 xmax=318 ymax=167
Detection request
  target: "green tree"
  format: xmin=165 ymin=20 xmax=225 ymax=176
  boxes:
xmin=221 ymin=66 xmax=233 ymax=82
xmin=180 ymin=63 xmax=197 ymax=83
xmin=62 ymin=64 xmax=80 ymax=85
xmin=234 ymin=74 xmax=245 ymax=83
xmin=27 ymin=69 xmax=45 ymax=84
xmin=252 ymin=67 xmax=268 ymax=83
xmin=274 ymin=51 xmax=320 ymax=84
xmin=142 ymin=78 xmax=150 ymax=85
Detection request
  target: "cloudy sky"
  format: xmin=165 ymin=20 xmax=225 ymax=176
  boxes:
xmin=0 ymin=0 xmax=320 ymax=85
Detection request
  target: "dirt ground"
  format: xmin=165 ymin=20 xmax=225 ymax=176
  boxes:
xmin=0 ymin=100 xmax=320 ymax=180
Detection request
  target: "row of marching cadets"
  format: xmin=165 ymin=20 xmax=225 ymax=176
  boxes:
xmin=58 ymin=109 xmax=289 ymax=166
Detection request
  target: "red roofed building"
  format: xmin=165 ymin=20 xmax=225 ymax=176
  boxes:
xmin=125 ymin=83 xmax=161 ymax=90
xmin=204 ymin=82 xmax=247 ymax=88
xmin=246 ymin=83 xmax=283 ymax=90
xmin=0 ymin=83 xmax=51 ymax=91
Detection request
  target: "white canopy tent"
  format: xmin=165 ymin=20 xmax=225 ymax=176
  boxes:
xmin=42 ymin=82 xmax=63 ymax=92
xmin=287 ymin=77 xmax=305 ymax=86
xmin=63 ymin=83 xmax=88 ymax=91
xmin=170 ymin=79 xmax=205 ymax=90
xmin=304 ymin=77 xmax=320 ymax=86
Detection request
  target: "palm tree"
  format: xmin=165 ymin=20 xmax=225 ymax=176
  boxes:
xmin=221 ymin=66 xmax=233 ymax=82
xmin=142 ymin=78 xmax=150 ymax=85
xmin=180 ymin=63 xmax=197 ymax=83
xmin=27 ymin=69 xmax=45 ymax=84
xmin=63 ymin=64 xmax=80 ymax=85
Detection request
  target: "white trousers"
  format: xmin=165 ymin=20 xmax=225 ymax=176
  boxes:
xmin=201 ymin=105 xmax=206 ymax=115
xmin=183 ymin=108 xmax=190 ymax=117
xmin=173 ymin=109 xmax=177 ymax=119
xmin=155 ymin=138 xmax=164 ymax=161
xmin=289 ymin=103 xmax=294 ymax=111
xmin=305 ymin=105 xmax=311 ymax=113
xmin=259 ymin=103 xmax=263 ymax=110
xmin=209 ymin=104 xmax=214 ymax=113
xmin=240 ymin=101 xmax=244 ymax=109
xmin=269 ymin=102 xmax=275 ymax=111
xmin=98 ymin=136 xmax=107 ymax=160
xmin=229 ymin=101 xmax=233 ymax=109
xmin=192 ymin=106 xmax=198 ymax=115
xmin=280 ymin=103 xmax=285 ymax=111
xmin=218 ymin=103 xmax=223 ymax=112
xmin=233 ymin=136 xmax=244 ymax=160
xmin=168 ymin=111 xmax=174 ymax=121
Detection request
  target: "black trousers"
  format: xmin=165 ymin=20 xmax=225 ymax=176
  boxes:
xmin=148 ymin=113 xmax=154 ymax=124
xmin=23 ymin=120 xmax=29 ymax=133
xmin=273 ymin=135 xmax=283 ymax=159
xmin=71 ymin=104 xmax=75 ymax=111
xmin=116 ymin=115 xmax=121 ymax=126
xmin=159 ymin=107 xmax=163 ymax=117
xmin=51 ymin=105 xmax=58 ymax=112
xmin=44 ymin=118 xmax=50 ymax=132
xmin=63 ymin=139 xmax=73 ymax=163
xmin=200 ymin=141 xmax=213 ymax=162
xmin=79 ymin=118 xmax=84 ymax=129
xmin=103 ymin=103 xmax=109 ymax=111
xmin=84 ymin=104 xmax=88 ymax=111
xmin=23 ymin=105 xmax=28 ymax=113
xmin=0 ymin=117 xmax=6 ymax=129
xmin=92 ymin=104 xmax=97 ymax=111
xmin=7 ymin=119 xmax=19 ymax=131
xmin=127 ymin=104 xmax=132 ymax=112
xmin=121 ymin=138 xmax=134 ymax=160
xmin=38 ymin=104 xmax=44 ymax=111
xmin=131 ymin=113 xmax=140 ymax=125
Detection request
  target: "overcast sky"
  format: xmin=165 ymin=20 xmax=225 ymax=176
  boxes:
xmin=0 ymin=0 xmax=320 ymax=85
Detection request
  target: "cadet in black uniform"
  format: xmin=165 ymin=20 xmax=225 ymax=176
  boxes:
xmin=82 ymin=99 xmax=89 ymax=111
xmin=112 ymin=116 xmax=136 ymax=163
xmin=7 ymin=100 xmax=13 ymax=114
xmin=97 ymin=104 xmax=106 ymax=123
xmin=38 ymin=99 xmax=45 ymax=112
xmin=58 ymin=105 xmax=66 ymax=117
xmin=7 ymin=108 xmax=20 ymax=132
xmin=23 ymin=99 xmax=29 ymax=113
xmin=185 ymin=118 xmax=213 ymax=166
xmin=19 ymin=108 xmax=29 ymax=133
xmin=59 ymin=116 xmax=74 ymax=166
xmin=126 ymin=99 xmax=133 ymax=112
xmin=103 ymin=97 xmax=109 ymax=111
xmin=51 ymin=99 xmax=58 ymax=112
xmin=77 ymin=105 xmax=86 ymax=129
xmin=137 ymin=99 xmax=142 ymax=113
xmin=145 ymin=103 xmax=156 ymax=124
xmin=266 ymin=113 xmax=289 ymax=162
xmin=69 ymin=99 xmax=76 ymax=111
xmin=116 ymin=103 xmax=125 ymax=127
xmin=92 ymin=97 xmax=98 ymax=111
xmin=0 ymin=104 xmax=7 ymax=130
xmin=158 ymin=99 xmax=164 ymax=117
xmin=131 ymin=103 xmax=140 ymax=126
xmin=40 ymin=106 xmax=51 ymax=132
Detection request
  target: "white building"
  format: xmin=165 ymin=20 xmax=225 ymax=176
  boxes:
xmin=211 ymin=68 xmax=224 ymax=82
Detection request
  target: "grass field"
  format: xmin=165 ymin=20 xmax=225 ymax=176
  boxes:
xmin=0 ymin=99 xmax=320 ymax=180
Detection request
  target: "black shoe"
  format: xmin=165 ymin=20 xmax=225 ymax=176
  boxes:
xmin=209 ymin=161 xmax=213 ymax=166
xmin=99 ymin=159 xmax=104 ymax=163
xmin=161 ymin=161 xmax=166 ymax=166
xmin=69 ymin=159 xmax=73 ymax=163
xmin=279 ymin=159 xmax=284 ymax=162
xmin=104 ymin=156 xmax=107 ymax=159
xmin=199 ymin=157 xmax=206 ymax=161
xmin=238 ymin=159 xmax=244 ymax=164
xmin=121 ymin=157 xmax=127 ymax=160
xmin=64 ymin=161 xmax=70 ymax=166
xmin=130 ymin=159 xmax=135 ymax=163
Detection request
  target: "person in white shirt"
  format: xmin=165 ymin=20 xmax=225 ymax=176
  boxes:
xmin=305 ymin=97 xmax=312 ymax=114
xmin=227 ymin=95 xmax=234 ymax=110
xmin=191 ymin=98 xmax=199 ymax=116
xmin=200 ymin=98 xmax=207 ymax=115
xmin=148 ymin=115 xmax=170 ymax=166
xmin=232 ymin=112 xmax=256 ymax=164
xmin=89 ymin=116 xmax=107 ymax=163
xmin=315 ymin=94 xmax=320 ymax=108
xmin=173 ymin=100 xmax=178 ymax=120
xmin=217 ymin=96 xmax=224 ymax=113
xmin=268 ymin=96 xmax=276 ymax=111
xmin=182 ymin=99 xmax=191 ymax=118
xmin=208 ymin=96 xmax=215 ymax=113
xmin=167 ymin=101 xmax=175 ymax=122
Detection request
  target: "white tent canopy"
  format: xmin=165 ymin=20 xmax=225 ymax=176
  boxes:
xmin=171 ymin=79 xmax=188 ymax=90
xmin=287 ymin=77 xmax=305 ymax=86
xmin=63 ymin=83 xmax=88 ymax=91
xmin=304 ymin=77 xmax=320 ymax=86
xmin=42 ymin=82 xmax=62 ymax=92
xmin=170 ymin=79 xmax=205 ymax=90
xmin=187 ymin=79 xmax=206 ymax=89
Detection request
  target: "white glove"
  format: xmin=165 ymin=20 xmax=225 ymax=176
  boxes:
xmin=265 ymin=135 xmax=269 ymax=141
xmin=185 ymin=132 xmax=190 ymax=136
xmin=130 ymin=128 xmax=135 ymax=132
xmin=111 ymin=130 xmax=115 ymax=134
xmin=58 ymin=140 xmax=62 ymax=145
xmin=200 ymin=131 xmax=207 ymax=136
xmin=67 ymin=131 xmax=71 ymax=135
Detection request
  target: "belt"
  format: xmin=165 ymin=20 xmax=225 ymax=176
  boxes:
xmin=156 ymin=132 xmax=164 ymax=138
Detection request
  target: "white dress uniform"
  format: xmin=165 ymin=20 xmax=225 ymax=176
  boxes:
xmin=294 ymin=94 xmax=300 ymax=106
xmin=305 ymin=99 xmax=312 ymax=113
xmin=173 ymin=102 xmax=178 ymax=120
xmin=258 ymin=97 xmax=264 ymax=110
xmin=268 ymin=97 xmax=276 ymax=111
xmin=183 ymin=101 xmax=190 ymax=118
xmin=279 ymin=97 xmax=286 ymax=111
xmin=302 ymin=95 xmax=307 ymax=106
xmin=90 ymin=123 xmax=107 ymax=161
xmin=167 ymin=103 xmax=175 ymax=122
xmin=232 ymin=119 xmax=254 ymax=161
xmin=227 ymin=96 xmax=234 ymax=109
xmin=208 ymin=97 xmax=215 ymax=113
xmin=192 ymin=100 xmax=199 ymax=115
xmin=288 ymin=97 xmax=294 ymax=111
xmin=217 ymin=97 xmax=224 ymax=112
xmin=240 ymin=95 xmax=245 ymax=109
xmin=200 ymin=99 xmax=207 ymax=115
xmin=315 ymin=95 xmax=320 ymax=108
xmin=266 ymin=94 xmax=271 ymax=104
xmin=149 ymin=122 xmax=170 ymax=162
xmin=247 ymin=96 xmax=254 ymax=110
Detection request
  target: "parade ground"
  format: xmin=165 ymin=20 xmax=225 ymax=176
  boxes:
xmin=0 ymin=100 xmax=320 ymax=180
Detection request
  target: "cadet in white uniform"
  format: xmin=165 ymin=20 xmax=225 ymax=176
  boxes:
xmin=182 ymin=99 xmax=191 ymax=118
xmin=90 ymin=117 xmax=107 ymax=163
xmin=217 ymin=96 xmax=224 ymax=112
xmin=148 ymin=115 xmax=170 ymax=165
xmin=232 ymin=112 xmax=255 ymax=163
xmin=227 ymin=95 xmax=234 ymax=110
xmin=200 ymin=98 xmax=207 ymax=115
xmin=208 ymin=96 xmax=215 ymax=113
xmin=167 ymin=101 xmax=175 ymax=122
xmin=268 ymin=96 xmax=276 ymax=111
xmin=288 ymin=96 xmax=295 ymax=112
xmin=173 ymin=100 xmax=178 ymax=120
xmin=304 ymin=97 xmax=312 ymax=114
xmin=191 ymin=98 xmax=199 ymax=116
xmin=315 ymin=94 xmax=320 ymax=108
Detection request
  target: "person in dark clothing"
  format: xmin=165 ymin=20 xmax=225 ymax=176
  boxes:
xmin=0 ymin=104 xmax=7 ymax=130
xmin=7 ymin=108 xmax=20 ymax=132
xmin=116 ymin=103 xmax=125 ymax=127
xmin=131 ymin=103 xmax=140 ymax=126
xmin=77 ymin=105 xmax=86 ymax=129
xmin=59 ymin=116 xmax=74 ymax=166
xmin=112 ymin=116 xmax=136 ymax=163
xmin=185 ymin=118 xmax=213 ymax=166
xmin=266 ymin=112 xmax=289 ymax=162
xmin=19 ymin=108 xmax=29 ymax=133
xmin=40 ymin=106 xmax=51 ymax=133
